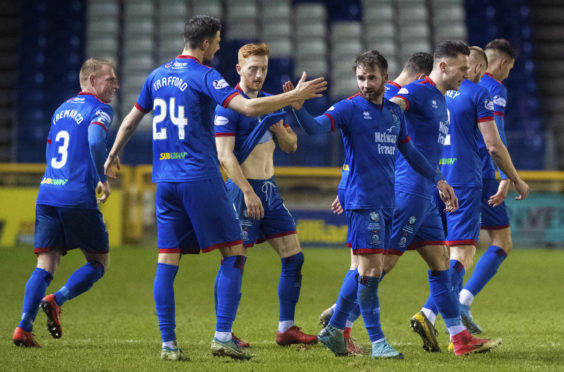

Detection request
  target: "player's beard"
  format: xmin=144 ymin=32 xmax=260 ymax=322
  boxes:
xmin=361 ymin=82 xmax=386 ymax=102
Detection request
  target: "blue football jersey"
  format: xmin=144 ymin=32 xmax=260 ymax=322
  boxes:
xmin=324 ymin=94 xmax=410 ymax=209
xmin=478 ymin=72 xmax=508 ymax=180
xmin=442 ymin=79 xmax=494 ymax=187
xmin=384 ymin=81 xmax=402 ymax=100
xmin=214 ymin=83 xmax=286 ymax=155
xmin=36 ymin=92 xmax=113 ymax=209
xmin=136 ymin=55 xmax=240 ymax=182
xmin=393 ymin=77 xmax=449 ymax=199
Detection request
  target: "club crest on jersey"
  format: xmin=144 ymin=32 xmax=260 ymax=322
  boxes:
xmin=363 ymin=111 xmax=372 ymax=120
xmin=493 ymin=95 xmax=506 ymax=107
xmin=390 ymin=110 xmax=400 ymax=125
xmin=213 ymin=79 xmax=229 ymax=90
xmin=398 ymin=88 xmax=409 ymax=95
xmin=214 ymin=115 xmax=229 ymax=126
xmin=484 ymin=99 xmax=494 ymax=111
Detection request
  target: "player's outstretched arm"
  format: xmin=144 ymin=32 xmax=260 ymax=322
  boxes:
xmin=398 ymin=140 xmax=458 ymax=211
xmin=216 ymin=136 xmax=264 ymax=220
xmin=282 ymin=80 xmax=304 ymax=110
xmin=291 ymin=105 xmax=332 ymax=135
xmin=104 ymin=107 xmax=145 ymax=178
xmin=228 ymin=72 xmax=326 ymax=117
xmin=270 ymin=121 xmax=297 ymax=153
xmin=479 ymin=120 xmax=529 ymax=205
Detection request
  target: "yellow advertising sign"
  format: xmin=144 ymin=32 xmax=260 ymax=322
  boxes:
xmin=0 ymin=188 xmax=122 ymax=247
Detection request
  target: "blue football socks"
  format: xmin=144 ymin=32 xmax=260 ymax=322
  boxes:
xmin=449 ymin=260 xmax=466 ymax=295
xmin=428 ymin=270 xmax=459 ymax=319
xmin=153 ymin=263 xmax=178 ymax=343
xmin=18 ymin=268 xmax=53 ymax=332
xmin=464 ymin=245 xmax=507 ymax=296
xmin=329 ymin=269 xmax=358 ymax=330
xmin=278 ymin=252 xmax=304 ymax=322
xmin=54 ymin=261 xmax=105 ymax=306
xmin=216 ymin=256 xmax=246 ymax=333
xmin=357 ymin=275 xmax=384 ymax=342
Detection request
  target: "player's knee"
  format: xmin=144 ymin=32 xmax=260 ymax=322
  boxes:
xmin=87 ymin=260 xmax=105 ymax=280
xmin=383 ymin=255 xmax=399 ymax=273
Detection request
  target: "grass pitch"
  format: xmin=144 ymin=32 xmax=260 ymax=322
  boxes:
xmin=1 ymin=245 xmax=563 ymax=371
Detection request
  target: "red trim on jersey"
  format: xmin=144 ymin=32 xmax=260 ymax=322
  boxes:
xmin=235 ymin=83 xmax=243 ymax=92
xmin=255 ymin=230 xmax=297 ymax=245
xmin=346 ymin=242 xmax=352 ymax=248
xmin=134 ymin=102 xmax=150 ymax=113
xmin=481 ymin=224 xmax=510 ymax=231
xmin=215 ymin=132 xmax=235 ymax=137
xmin=445 ymin=239 xmax=478 ymax=247
xmin=78 ymin=91 xmax=104 ymax=103
xmin=158 ymin=247 xmax=200 ymax=255
xmin=393 ymin=95 xmax=410 ymax=111
xmin=201 ymin=239 xmax=244 ymax=253
xmin=398 ymin=136 xmax=411 ymax=144
xmin=387 ymin=248 xmax=405 ymax=256
xmin=91 ymin=121 xmax=108 ymax=133
xmin=347 ymin=92 xmax=361 ymax=100
xmin=494 ymin=111 xmax=505 ymax=117
xmin=324 ymin=113 xmax=336 ymax=132
xmin=222 ymin=91 xmax=240 ymax=108
xmin=388 ymin=81 xmax=402 ymax=89
xmin=477 ymin=116 xmax=494 ymax=123
xmin=176 ymin=55 xmax=200 ymax=63
xmin=484 ymin=72 xmax=502 ymax=84
xmin=420 ymin=76 xmax=436 ymax=86
xmin=46 ymin=139 xmax=52 ymax=144
xmin=352 ymin=248 xmax=385 ymax=255
xmin=408 ymin=240 xmax=445 ymax=250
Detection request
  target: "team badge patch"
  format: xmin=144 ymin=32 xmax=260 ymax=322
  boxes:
xmin=484 ymin=99 xmax=494 ymax=111
xmin=213 ymin=79 xmax=229 ymax=89
xmin=214 ymin=115 xmax=229 ymax=126
xmin=398 ymin=88 xmax=409 ymax=94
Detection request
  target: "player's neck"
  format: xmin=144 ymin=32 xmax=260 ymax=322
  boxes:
xmin=485 ymin=69 xmax=504 ymax=82
xmin=393 ymin=72 xmax=411 ymax=87
xmin=428 ymin=72 xmax=447 ymax=95
xmin=180 ymin=48 xmax=205 ymax=63
xmin=239 ymin=82 xmax=259 ymax=98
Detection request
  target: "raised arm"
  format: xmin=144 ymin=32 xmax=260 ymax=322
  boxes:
xmin=228 ymin=72 xmax=326 ymax=117
xmin=479 ymin=119 xmax=529 ymax=205
xmin=216 ymin=136 xmax=264 ymax=219
xmin=104 ymin=106 xmax=145 ymax=178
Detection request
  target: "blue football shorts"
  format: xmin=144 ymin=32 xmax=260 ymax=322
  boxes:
xmin=436 ymin=186 xmax=481 ymax=246
xmin=389 ymin=190 xmax=445 ymax=256
xmin=346 ymin=208 xmax=393 ymax=255
xmin=226 ymin=177 xmax=296 ymax=247
xmin=34 ymin=204 xmax=109 ymax=255
xmin=156 ymin=178 xmax=243 ymax=254
xmin=481 ymin=178 xmax=510 ymax=230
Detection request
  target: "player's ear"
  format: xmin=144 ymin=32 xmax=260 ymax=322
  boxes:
xmin=200 ymin=38 xmax=209 ymax=51
xmin=383 ymin=72 xmax=389 ymax=82
xmin=235 ymin=64 xmax=242 ymax=74
xmin=439 ymin=60 xmax=447 ymax=73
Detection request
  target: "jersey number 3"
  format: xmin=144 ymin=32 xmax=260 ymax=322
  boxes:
xmin=51 ymin=130 xmax=70 ymax=169
xmin=153 ymin=98 xmax=188 ymax=140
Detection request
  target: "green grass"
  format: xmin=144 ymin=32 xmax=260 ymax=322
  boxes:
xmin=2 ymin=245 xmax=564 ymax=371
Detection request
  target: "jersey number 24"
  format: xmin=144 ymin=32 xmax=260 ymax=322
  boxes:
xmin=153 ymin=98 xmax=188 ymax=140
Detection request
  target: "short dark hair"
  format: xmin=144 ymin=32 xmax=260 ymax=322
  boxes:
xmin=404 ymin=52 xmax=433 ymax=75
xmin=184 ymin=15 xmax=222 ymax=49
xmin=352 ymin=50 xmax=388 ymax=74
xmin=434 ymin=40 xmax=470 ymax=59
xmin=485 ymin=38 xmax=515 ymax=60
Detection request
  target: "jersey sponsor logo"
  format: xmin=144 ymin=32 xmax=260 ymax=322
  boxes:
xmin=95 ymin=110 xmax=112 ymax=126
xmin=484 ymin=99 xmax=494 ymax=111
xmin=493 ymin=95 xmax=506 ymax=107
xmin=363 ymin=111 xmax=372 ymax=120
xmin=214 ymin=115 xmax=229 ymax=126
xmin=40 ymin=177 xmax=68 ymax=186
xmin=69 ymin=97 xmax=86 ymax=103
xmin=159 ymin=152 xmax=188 ymax=160
xmin=172 ymin=61 xmax=188 ymax=69
xmin=213 ymin=79 xmax=229 ymax=90
xmin=438 ymin=118 xmax=449 ymax=145
xmin=375 ymin=126 xmax=398 ymax=155
xmin=439 ymin=157 xmax=457 ymax=165
xmin=54 ymin=109 xmax=84 ymax=125
xmin=398 ymin=88 xmax=409 ymax=94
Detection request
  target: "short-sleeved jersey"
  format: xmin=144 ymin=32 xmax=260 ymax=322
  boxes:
xmin=442 ymin=79 xmax=494 ymax=187
xmin=36 ymin=92 xmax=113 ymax=209
xmin=214 ymin=83 xmax=285 ymax=154
xmin=324 ymin=93 xmax=410 ymax=209
xmin=135 ymin=55 xmax=240 ymax=182
xmin=478 ymin=72 xmax=508 ymax=180
xmin=393 ymin=77 xmax=449 ymax=199
xmin=385 ymin=81 xmax=402 ymax=100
